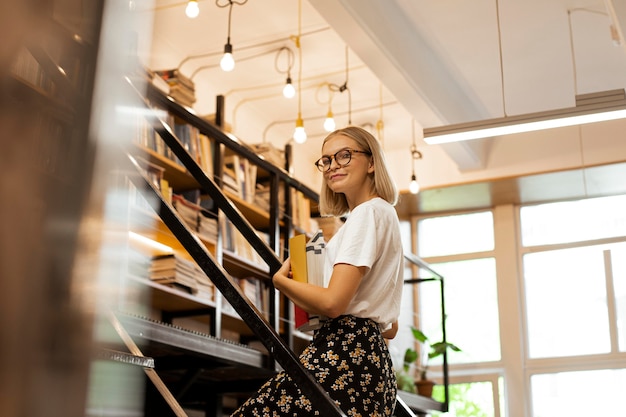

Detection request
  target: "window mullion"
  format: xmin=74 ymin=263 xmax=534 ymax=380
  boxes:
xmin=604 ymin=249 xmax=620 ymax=353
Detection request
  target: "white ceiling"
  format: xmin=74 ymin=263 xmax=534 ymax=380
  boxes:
xmin=147 ymin=0 xmax=626 ymax=178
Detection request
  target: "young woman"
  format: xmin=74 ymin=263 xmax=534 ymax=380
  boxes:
xmin=231 ymin=126 xmax=404 ymax=416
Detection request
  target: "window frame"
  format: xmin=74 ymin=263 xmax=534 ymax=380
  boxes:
xmin=516 ymin=203 xmax=626 ymax=416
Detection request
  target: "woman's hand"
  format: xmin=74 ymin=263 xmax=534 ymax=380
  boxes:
xmin=272 ymin=258 xmax=292 ymax=287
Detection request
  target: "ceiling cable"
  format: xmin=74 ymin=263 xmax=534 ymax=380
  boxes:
xmin=292 ymin=0 xmax=307 ymax=143
xmin=327 ymin=46 xmax=351 ymax=125
xmin=494 ymin=0 xmax=508 ymax=117
xmin=567 ymin=10 xmax=579 ymax=97
xmin=177 ymin=26 xmax=330 ymax=70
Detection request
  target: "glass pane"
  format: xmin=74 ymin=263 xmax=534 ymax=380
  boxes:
xmin=524 ymin=245 xmax=611 ymax=358
xmin=418 ymin=212 xmax=494 ymax=257
xmin=432 ymin=381 xmax=496 ymax=417
xmin=612 ymin=242 xmax=626 ymax=352
xmin=531 ymin=369 xmax=626 ymax=417
xmin=420 ymin=258 xmax=501 ymax=364
xmin=520 ymin=194 xmax=626 ymax=247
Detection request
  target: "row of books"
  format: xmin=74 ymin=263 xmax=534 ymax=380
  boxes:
xmin=132 ymin=94 xmax=315 ymax=237
xmin=134 ymin=109 xmax=181 ymax=165
xmin=223 ymin=153 xmax=314 ymax=234
xmin=223 ymin=154 xmax=257 ymax=204
xmin=221 ymin=277 xmax=269 ymax=319
xmin=133 ymin=106 xmax=215 ymax=181
xmin=150 ymin=253 xmax=214 ymax=301
xmin=222 ymin=218 xmax=271 ymax=265
xmin=173 ymin=121 xmax=215 ymax=180
xmin=292 ymin=190 xmax=312 ymax=233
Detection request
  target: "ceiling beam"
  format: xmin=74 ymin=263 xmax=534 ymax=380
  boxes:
xmin=310 ymin=0 xmax=490 ymax=170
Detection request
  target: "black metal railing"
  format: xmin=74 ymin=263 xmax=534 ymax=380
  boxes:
xmin=125 ymin=77 xmax=420 ymax=417
xmin=404 ymin=252 xmax=449 ymax=412
xmin=126 ymin=78 xmax=346 ymax=417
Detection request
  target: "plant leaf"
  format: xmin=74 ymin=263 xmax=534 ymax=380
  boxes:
xmin=410 ymin=327 xmax=428 ymax=343
xmin=429 ymin=341 xmax=462 ymax=359
xmin=404 ymin=348 xmax=418 ymax=365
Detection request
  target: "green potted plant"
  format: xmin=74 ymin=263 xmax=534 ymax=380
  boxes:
xmin=398 ymin=327 xmax=461 ymax=397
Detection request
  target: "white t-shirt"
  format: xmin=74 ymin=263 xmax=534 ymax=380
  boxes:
xmin=323 ymin=197 xmax=404 ymax=331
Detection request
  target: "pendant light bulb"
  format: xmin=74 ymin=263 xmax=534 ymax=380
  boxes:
xmin=220 ymin=43 xmax=235 ymax=72
xmin=293 ymin=116 xmax=307 ymax=144
xmin=185 ymin=0 xmax=199 ymax=18
xmin=283 ymin=77 xmax=295 ymax=98
xmin=409 ymin=174 xmax=420 ymax=194
xmin=323 ymin=110 xmax=336 ymax=132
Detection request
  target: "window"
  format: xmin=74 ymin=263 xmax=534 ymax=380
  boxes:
xmin=433 ymin=378 xmax=502 ymax=417
xmin=521 ymin=195 xmax=626 ymax=358
xmin=418 ymin=211 xmax=500 ymax=364
xmin=420 ymin=258 xmax=501 ymax=364
xmin=531 ymin=369 xmax=626 ymax=417
xmin=523 ymin=243 xmax=623 ymax=358
xmin=520 ymin=194 xmax=626 ymax=417
xmin=408 ymin=195 xmax=626 ymax=417
xmin=520 ymin=194 xmax=626 ymax=246
xmin=418 ymin=211 xmax=494 ymax=257
xmin=416 ymin=211 xmax=501 ymax=417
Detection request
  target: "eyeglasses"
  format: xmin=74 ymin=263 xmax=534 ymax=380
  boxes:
xmin=314 ymin=148 xmax=371 ymax=172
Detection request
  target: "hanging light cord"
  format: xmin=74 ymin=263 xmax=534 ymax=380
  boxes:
xmin=411 ymin=120 xmax=422 ymax=172
xmin=178 ymin=26 xmax=329 ymax=70
xmin=494 ymin=0 xmax=508 ymax=117
xmin=296 ymin=0 xmax=303 ymax=119
xmin=275 ymin=46 xmax=295 ymax=76
xmin=216 ymin=0 xmax=248 ymax=45
xmin=328 ymin=46 xmax=352 ymax=124
xmin=376 ymin=82 xmax=384 ymax=143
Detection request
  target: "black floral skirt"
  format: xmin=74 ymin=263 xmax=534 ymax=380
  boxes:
xmin=230 ymin=315 xmax=397 ymax=416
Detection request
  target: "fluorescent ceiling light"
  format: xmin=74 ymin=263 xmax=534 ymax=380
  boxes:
xmin=423 ymin=89 xmax=626 ymax=144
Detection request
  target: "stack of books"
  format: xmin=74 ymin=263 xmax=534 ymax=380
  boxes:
xmin=150 ymin=253 xmax=200 ymax=294
xmin=289 ymin=231 xmax=326 ymax=332
xmin=172 ymin=194 xmax=218 ymax=243
xmin=149 ymin=253 xmax=214 ymax=301
xmin=155 ymin=68 xmax=196 ymax=107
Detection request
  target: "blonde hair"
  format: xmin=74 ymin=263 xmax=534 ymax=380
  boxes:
xmin=319 ymin=126 xmax=398 ymax=216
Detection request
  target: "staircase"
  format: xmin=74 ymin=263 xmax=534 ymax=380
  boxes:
xmin=101 ymin=76 xmax=446 ymax=416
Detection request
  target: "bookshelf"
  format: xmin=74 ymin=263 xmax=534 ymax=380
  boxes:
xmin=125 ymin=78 xmax=320 ymax=344
xmin=124 ymin=97 xmax=449 ymax=415
xmin=113 ymin=77 xmax=350 ymax=415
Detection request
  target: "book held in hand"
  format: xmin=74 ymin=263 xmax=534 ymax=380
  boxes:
xmin=289 ymin=230 xmax=326 ymax=332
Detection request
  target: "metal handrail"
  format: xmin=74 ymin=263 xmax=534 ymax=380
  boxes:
xmin=403 ymin=252 xmax=449 ymax=412
xmin=127 ymin=77 xmax=418 ymax=417
xmin=125 ymin=78 xmax=346 ymax=416
xmin=125 ymin=154 xmax=346 ymax=417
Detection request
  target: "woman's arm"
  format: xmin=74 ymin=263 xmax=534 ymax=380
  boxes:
xmin=273 ymin=259 xmax=364 ymax=318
